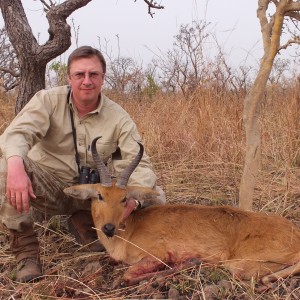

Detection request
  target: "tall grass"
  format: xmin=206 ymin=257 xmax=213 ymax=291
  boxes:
xmin=0 ymin=83 xmax=299 ymax=299
xmin=110 ymin=83 xmax=300 ymax=218
xmin=1 ymin=84 xmax=299 ymax=212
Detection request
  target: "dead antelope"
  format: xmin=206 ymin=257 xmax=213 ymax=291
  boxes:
xmin=64 ymin=137 xmax=300 ymax=286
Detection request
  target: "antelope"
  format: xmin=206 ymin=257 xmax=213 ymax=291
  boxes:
xmin=64 ymin=137 xmax=300 ymax=286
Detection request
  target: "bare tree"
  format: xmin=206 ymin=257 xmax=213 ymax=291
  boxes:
xmin=153 ymin=21 xmax=212 ymax=96
xmin=152 ymin=21 xmax=251 ymax=98
xmin=0 ymin=0 xmax=93 ymax=113
xmin=230 ymin=65 xmax=253 ymax=99
xmin=107 ymin=56 xmax=144 ymax=93
xmin=239 ymin=0 xmax=300 ymax=211
xmin=98 ymin=36 xmax=145 ymax=94
xmin=268 ymin=58 xmax=290 ymax=84
xmin=0 ymin=0 xmax=165 ymax=114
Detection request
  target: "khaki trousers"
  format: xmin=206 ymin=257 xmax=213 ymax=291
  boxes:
xmin=0 ymin=157 xmax=90 ymax=232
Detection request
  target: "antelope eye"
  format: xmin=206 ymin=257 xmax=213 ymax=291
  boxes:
xmin=97 ymin=194 xmax=103 ymax=201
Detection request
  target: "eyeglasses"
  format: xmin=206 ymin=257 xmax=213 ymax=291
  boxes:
xmin=70 ymin=71 xmax=104 ymax=81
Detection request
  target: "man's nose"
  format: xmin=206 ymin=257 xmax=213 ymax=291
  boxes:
xmin=82 ymin=74 xmax=93 ymax=83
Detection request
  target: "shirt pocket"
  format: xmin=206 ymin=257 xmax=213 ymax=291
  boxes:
xmin=28 ymin=146 xmax=58 ymax=174
xmin=93 ymin=140 xmax=118 ymax=162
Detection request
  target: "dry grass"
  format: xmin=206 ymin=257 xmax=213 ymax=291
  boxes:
xmin=0 ymin=85 xmax=299 ymax=299
xmin=0 ymin=90 xmax=15 ymax=135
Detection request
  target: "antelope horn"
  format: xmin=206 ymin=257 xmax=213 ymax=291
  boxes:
xmin=116 ymin=142 xmax=144 ymax=189
xmin=91 ymin=136 xmax=112 ymax=187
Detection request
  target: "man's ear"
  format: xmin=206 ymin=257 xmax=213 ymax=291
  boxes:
xmin=67 ymin=74 xmax=72 ymax=86
xmin=64 ymin=185 xmax=98 ymax=200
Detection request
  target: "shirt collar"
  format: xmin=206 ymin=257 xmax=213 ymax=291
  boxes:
xmin=68 ymin=90 xmax=102 ymax=116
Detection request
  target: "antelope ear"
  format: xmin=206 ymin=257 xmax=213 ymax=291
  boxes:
xmin=64 ymin=185 xmax=98 ymax=200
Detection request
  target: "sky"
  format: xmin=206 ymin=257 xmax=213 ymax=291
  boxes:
xmin=0 ymin=0 xmax=275 ymax=68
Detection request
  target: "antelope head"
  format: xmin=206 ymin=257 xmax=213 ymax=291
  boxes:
xmin=64 ymin=136 xmax=145 ymax=238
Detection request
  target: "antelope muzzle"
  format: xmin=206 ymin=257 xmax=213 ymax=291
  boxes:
xmin=102 ymin=223 xmax=116 ymax=237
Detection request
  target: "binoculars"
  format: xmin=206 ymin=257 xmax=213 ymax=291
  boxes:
xmin=79 ymin=166 xmax=100 ymax=184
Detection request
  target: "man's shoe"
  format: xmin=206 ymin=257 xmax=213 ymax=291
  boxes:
xmin=15 ymin=258 xmax=42 ymax=283
xmin=68 ymin=210 xmax=105 ymax=252
xmin=9 ymin=225 xmax=42 ymax=283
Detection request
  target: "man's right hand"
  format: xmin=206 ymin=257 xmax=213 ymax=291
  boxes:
xmin=6 ymin=156 xmax=36 ymax=213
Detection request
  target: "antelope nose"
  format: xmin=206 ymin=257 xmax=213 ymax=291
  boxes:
xmin=102 ymin=223 xmax=115 ymax=237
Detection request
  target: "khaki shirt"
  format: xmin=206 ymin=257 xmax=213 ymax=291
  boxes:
xmin=0 ymin=85 xmax=156 ymax=187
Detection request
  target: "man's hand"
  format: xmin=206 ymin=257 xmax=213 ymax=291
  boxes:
xmin=6 ymin=156 xmax=36 ymax=213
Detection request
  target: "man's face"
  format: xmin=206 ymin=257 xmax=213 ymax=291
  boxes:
xmin=68 ymin=55 xmax=105 ymax=105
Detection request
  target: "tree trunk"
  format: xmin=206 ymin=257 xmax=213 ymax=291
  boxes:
xmin=239 ymin=1 xmax=285 ymax=210
xmin=239 ymin=64 xmax=271 ymax=210
xmin=0 ymin=0 xmax=92 ymax=114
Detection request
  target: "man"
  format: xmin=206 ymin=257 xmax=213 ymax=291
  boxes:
xmin=0 ymin=46 xmax=165 ymax=283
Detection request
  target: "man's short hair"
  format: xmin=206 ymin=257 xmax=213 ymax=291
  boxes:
xmin=67 ymin=46 xmax=106 ymax=74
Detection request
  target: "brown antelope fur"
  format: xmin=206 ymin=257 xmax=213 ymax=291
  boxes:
xmin=64 ymin=137 xmax=300 ymax=285
xmin=64 ymin=183 xmax=300 ymax=286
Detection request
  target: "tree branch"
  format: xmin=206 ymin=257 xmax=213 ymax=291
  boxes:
xmin=143 ymin=0 xmax=164 ymax=9
xmin=41 ymin=0 xmax=93 ymax=61
xmin=136 ymin=0 xmax=165 ymax=18
xmin=3 ymin=80 xmax=19 ymax=91
xmin=284 ymin=2 xmax=300 ymax=13
xmin=285 ymin=11 xmax=300 ymax=21
xmin=0 ymin=66 xmax=20 ymax=77
xmin=278 ymin=36 xmax=300 ymax=51
xmin=257 ymin=0 xmax=272 ymax=53
xmin=39 ymin=0 xmax=52 ymax=11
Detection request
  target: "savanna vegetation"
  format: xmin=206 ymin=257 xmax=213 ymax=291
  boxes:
xmin=0 ymin=67 xmax=299 ymax=298
xmin=0 ymin=1 xmax=300 ymax=298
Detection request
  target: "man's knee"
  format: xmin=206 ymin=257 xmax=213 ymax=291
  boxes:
xmin=0 ymin=201 xmax=34 ymax=232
